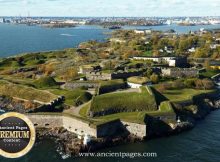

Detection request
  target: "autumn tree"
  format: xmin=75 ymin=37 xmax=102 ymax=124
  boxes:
xmin=150 ymin=73 xmax=159 ymax=84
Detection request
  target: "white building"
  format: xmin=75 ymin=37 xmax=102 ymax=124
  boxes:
xmin=188 ymin=47 xmax=196 ymax=52
xmin=132 ymin=57 xmax=162 ymax=63
xmin=0 ymin=18 xmax=5 ymax=23
xmin=134 ymin=30 xmax=145 ymax=34
xmin=134 ymin=29 xmax=152 ymax=34
xmin=127 ymin=77 xmax=151 ymax=88
xmin=127 ymin=82 xmax=143 ymax=88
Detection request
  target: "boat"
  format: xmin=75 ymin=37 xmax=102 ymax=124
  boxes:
xmin=108 ymin=25 xmax=122 ymax=30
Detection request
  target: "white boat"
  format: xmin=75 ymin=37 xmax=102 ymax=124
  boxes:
xmin=60 ymin=33 xmax=74 ymax=37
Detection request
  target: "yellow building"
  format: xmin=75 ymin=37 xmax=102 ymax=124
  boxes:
xmin=210 ymin=62 xmax=220 ymax=70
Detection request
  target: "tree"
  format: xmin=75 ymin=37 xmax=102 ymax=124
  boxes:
xmin=204 ymin=60 xmax=211 ymax=70
xmin=150 ymin=73 xmax=159 ymax=84
xmin=62 ymin=68 xmax=78 ymax=82
xmin=172 ymin=80 xmax=185 ymax=89
xmin=39 ymin=63 xmax=55 ymax=76
xmin=144 ymin=68 xmax=153 ymax=78
xmin=184 ymin=79 xmax=196 ymax=88
xmin=157 ymin=84 xmax=167 ymax=93
xmin=202 ymin=79 xmax=215 ymax=90
xmin=195 ymin=79 xmax=204 ymax=89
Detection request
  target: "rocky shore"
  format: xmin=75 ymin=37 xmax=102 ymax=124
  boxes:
xmin=34 ymin=95 xmax=220 ymax=159
xmin=36 ymin=127 xmax=141 ymax=159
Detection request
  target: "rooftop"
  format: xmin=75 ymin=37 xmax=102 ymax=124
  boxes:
xmin=127 ymin=76 xmax=150 ymax=84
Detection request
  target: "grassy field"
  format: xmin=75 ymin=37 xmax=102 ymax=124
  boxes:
xmin=159 ymin=101 xmax=174 ymax=112
xmin=0 ymin=80 xmax=57 ymax=103
xmin=199 ymin=69 xmax=220 ymax=78
xmin=99 ymin=79 xmax=126 ymax=94
xmin=34 ymin=76 xmax=59 ymax=89
xmin=142 ymin=50 xmax=153 ymax=56
xmin=90 ymin=86 xmax=157 ymax=115
xmin=49 ymin=89 xmax=92 ymax=106
xmin=161 ymin=88 xmax=215 ymax=102
xmin=79 ymin=102 xmax=91 ymax=117
xmin=95 ymin=109 xmax=175 ymax=124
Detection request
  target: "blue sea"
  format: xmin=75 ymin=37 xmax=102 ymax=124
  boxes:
xmin=1 ymin=23 xmax=220 ymax=57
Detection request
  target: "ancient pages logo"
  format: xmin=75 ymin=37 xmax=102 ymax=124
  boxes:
xmin=0 ymin=112 xmax=36 ymax=158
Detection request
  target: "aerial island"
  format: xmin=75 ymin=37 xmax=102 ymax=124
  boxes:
xmin=1 ymin=28 xmax=220 ymax=158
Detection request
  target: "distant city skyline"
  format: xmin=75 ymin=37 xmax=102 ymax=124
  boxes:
xmin=0 ymin=0 xmax=220 ymax=17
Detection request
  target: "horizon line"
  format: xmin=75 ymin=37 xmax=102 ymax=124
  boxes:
xmin=1 ymin=16 xmax=220 ymax=18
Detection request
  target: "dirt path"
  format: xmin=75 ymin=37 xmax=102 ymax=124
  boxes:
xmin=64 ymin=101 xmax=90 ymax=116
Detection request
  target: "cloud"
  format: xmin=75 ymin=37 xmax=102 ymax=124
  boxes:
xmin=0 ymin=0 xmax=220 ymax=16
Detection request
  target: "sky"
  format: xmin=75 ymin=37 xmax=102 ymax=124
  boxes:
xmin=0 ymin=0 xmax=220 ymax=17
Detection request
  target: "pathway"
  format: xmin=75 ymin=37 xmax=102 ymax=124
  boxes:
xmin=64 ymin=101 xmax=90 ymax=116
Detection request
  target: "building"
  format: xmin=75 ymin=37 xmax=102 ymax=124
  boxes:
xmin=134 ymin=30 xmax=145 ymax=34
xmin=188 ymin=47 xmax=196 ymax=52
xmin=0 ymin=18 xmax=5 ymax=23
xmin=164 ymin=46 xmax=175 ymax=54
xmin=127 ymin=76 xmax=151 ymax=88
xmin=162 ymin=68 xmax=199 ymax=78
xmin=209 ymin=61 xmax=220 ymax=70
xmin=163 ymin=57 xmax=188 ymax=67
xmin=109 ymin=38 xmax=126 ymax=43
xmin=132 ymin=56 xmax=187 ymax=67
xmin=78 ymin=65 xmax=101 ymax=74
xmin=132 ymin=56 xmax=162 ymax=63
xmin=86 ymin=72 xmax=112 ymax=81
xmin=134 ymin=29 xmax=152 ymax=34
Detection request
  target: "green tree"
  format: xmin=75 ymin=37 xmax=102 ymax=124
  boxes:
xmin=150 ymin=73 xmax=159 ymax=84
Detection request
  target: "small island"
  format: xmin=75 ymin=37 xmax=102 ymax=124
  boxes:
xmin=1 ymin=28 xmax=220 ymax=158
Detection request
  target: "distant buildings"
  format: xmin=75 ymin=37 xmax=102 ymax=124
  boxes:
xmin=132 ymin=56 xmax=187 ymax=68
xmin=134 ymin=29 xmax=152 ymax=34
xmin=78 ymin=65 xmax=101 ymax=74
xmin=132 ymin=56 xmax=161 ymax=62
xmin=164 ymin=46 xmax=175 ymax=54
xmin=209 ymin=61 xmax=220 ymax=70
xmin=0 ymin=18 xmax=5 ymax=23
xmin=161 ymin=68 xmax=198 ymax=78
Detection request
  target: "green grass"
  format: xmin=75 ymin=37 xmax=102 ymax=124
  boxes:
xmin=34 ymin=76 xmax=59 ymax=89
xmin=90 ymin=86 xmax=157 ymax=116
xmin=95 ymin=109 xmax=175 ymax=124
xmin=79 ymin=102 xmax=91 ymax=117
xmin=199 ymin=69 xmax=220 ymax=78
xmin=0 ymin=80 xmax=57 ymax=103
xmin=49 ymin=89 xmax=92 ymax=106
xmin=159 ymin=101 xmax=174 ymax=112
xmin=142 ymin=50 xmax=153 ymax=56
xmin=99 ymin=79 xmax=126 ymax=94
xmin=95 ymin=112 xmax=147 ymax=124
xmin=161 ymin=88 xmax=214 ymax=102
xmin=0 ymin=75 xmax=35 ymax=86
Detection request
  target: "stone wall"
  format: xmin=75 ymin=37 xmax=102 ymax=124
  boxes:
xmin=28 ymin=115 xmax=63 ymax=128
xmin=121 ymin=121 xmax=147 ymax=138
xmin=86 ymin=70 xmax=144 ymax=81
xmin=64 ymin=82 xmax=100 ymax=90
xmin=96 ymin=119 xmax=125 ymax=137
xmin=86 ymin=72 xmax=112 ymax=81
xmin=162 ymin=68 xmax=198 ymax=78
xmin=27 ymin=114 xmax=148 ymax=138
xmin=111 ymin=70 xmax=143 ymax=79
xmin=28 ymin=114 xmax=96 ymax=137
xmin=62 ymin=116 xmax=97 ymax=137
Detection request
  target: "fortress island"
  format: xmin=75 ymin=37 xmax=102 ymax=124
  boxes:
xmin=1 ymin=28 xmax=220 ymax=157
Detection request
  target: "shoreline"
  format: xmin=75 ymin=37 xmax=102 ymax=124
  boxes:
xmin=35 ymin=97 xmax=220 ymax=159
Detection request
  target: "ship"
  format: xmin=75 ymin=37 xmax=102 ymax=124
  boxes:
xmin=108 ymin=25 xmax=122 ymax=30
